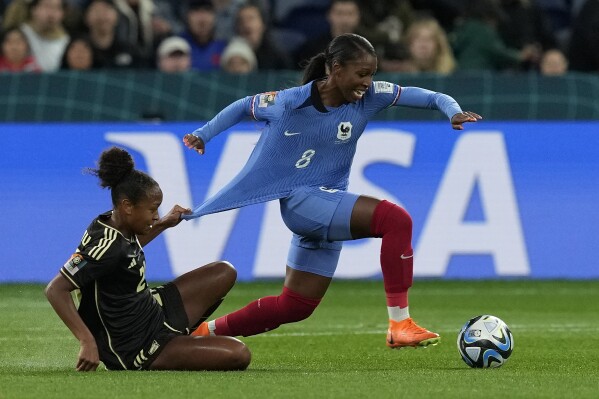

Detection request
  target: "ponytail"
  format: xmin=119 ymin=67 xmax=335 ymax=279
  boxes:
xmin=301 ymin=53 xmax=327 ymax=84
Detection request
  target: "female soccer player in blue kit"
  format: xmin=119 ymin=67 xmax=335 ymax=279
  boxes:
xmin=183 ymin=33 xmax=481 ymax=348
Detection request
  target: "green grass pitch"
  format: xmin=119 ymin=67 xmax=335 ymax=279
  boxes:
xmin=1 ymin=280 xmax=598 ymax=398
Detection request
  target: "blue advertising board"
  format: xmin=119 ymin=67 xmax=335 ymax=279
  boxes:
xmin=0 ymin=121 xmax=597 ymax=282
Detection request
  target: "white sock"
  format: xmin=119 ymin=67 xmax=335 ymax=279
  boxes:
xmin=207 ymin=320 xmax=216 ymax=335
xmin=388 ymin=306 xmax=410 ymax=322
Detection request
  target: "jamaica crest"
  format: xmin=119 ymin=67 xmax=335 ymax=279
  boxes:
xmin=336 ymin=121 xmax=352 ymax=143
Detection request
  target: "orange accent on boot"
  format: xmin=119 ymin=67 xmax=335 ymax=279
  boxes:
xmin=191 ymin=322 xmax=210 ymax=337
xmin=386 ymin=318 xmax=440 ymax=348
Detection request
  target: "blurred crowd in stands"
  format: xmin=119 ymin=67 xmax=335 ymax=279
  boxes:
xmin=0 ymin=0 xmax=597 ymax=75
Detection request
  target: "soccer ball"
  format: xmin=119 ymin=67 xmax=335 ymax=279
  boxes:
xmin=457 ymin=315 xmax=514 ymax=368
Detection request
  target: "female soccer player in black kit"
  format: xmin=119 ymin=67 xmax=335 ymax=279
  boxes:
xmin=45 ymin=147 xmax=250 ymax=371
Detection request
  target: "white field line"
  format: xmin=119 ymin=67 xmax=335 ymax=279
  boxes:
xmin=1 ymin=323 xmax=597 ymax=342
xmin=0 ymin=324 xmax=599 ymax=342
xmin=250 ymin=323 xmax=599 ymax=338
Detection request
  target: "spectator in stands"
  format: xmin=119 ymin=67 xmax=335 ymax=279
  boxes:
xmin=235 ymin=3 xmax=291 ymax=69
xmin=0 ymin=27 xmax=42 ymax=72
xmin=401 ymin=17 xmax=456 ymax=74
xmin=212 ymin=0 xmax=272 ymax=41
xmin=408 ymin=0 xmax=463 ymax=33
xmin=60 ymin=36 xmax=97 ymax=70
xmin=356 ymin=0 xmax=414 ymax=52
xmin=84 ymin=0 xmax=141 ymax=68
xmin=568 ymin=0 xmax=599 ymax=72
xmin=180 ymin=0 xmax=227 ymax=71
xmin=296 ymin=0 xmax=365 ymax=67
xmin=112 ymin=0 xmax=156 ymax=66
xmin=156 ymin=35 xmax=192 ymax=72
xmin=2 ymin=0 xmax=29 ymax=31
xmin=19 ymin=0 xmax=70 ymax=72
xmin=211 ymin=0 xmax=241 ymax=40
xmin=152 ymin=0 xmax=185 ymax=37
xmin=497 ymin=0 xmax=557 ymax=71
xmin=220 ymin=36 xmax=256 ymax=74
xmin=3 ymin=0 xmax=82 ymax=34
xmin=451 ymin=0 xmax=540 ymax=71
xmin=539 ymin=48 xmax=568 ymax=76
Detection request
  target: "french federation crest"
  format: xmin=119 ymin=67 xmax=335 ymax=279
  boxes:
xmin=337 ymin=122 xmax=352 ymax=141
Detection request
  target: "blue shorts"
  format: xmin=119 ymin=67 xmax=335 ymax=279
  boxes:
xmin=280 ymin=186 xmax=359 ymax=278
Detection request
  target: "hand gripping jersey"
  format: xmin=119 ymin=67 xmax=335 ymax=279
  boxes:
xmin=184 ymin=80 xmax=462 ymax=220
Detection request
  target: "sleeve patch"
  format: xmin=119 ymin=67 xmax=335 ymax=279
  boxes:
xmin=374 ymin=82 xmax=394 ymax=94
xmin=258 ymin=91 xmax=277 ymax=107
xmin=63 ymin=254 xmax=87 ymax=275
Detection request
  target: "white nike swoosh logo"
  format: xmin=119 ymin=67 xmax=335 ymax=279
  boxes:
xmin=284 ymin=131 xmax=301 ymax=136
xmin=400 ymin=254 xmax=414 ymax=259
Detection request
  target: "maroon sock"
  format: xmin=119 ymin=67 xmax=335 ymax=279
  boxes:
xmin=370 ymin=200 xmax=414 ymax=308
xmin=214 ymin=287 xmax=321 ymax=337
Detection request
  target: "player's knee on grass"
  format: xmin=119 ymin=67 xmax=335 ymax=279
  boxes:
xmin=200 ymin=336 xmax=251 ymax=371
xmin=151 ymin=336 xmax=251 ymax=371
xmin=227 ymin=338 xmax=251 ymax=370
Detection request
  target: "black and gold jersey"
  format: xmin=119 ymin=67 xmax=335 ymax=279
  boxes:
xmin=60 ymin=211 xmax=166 ymax=370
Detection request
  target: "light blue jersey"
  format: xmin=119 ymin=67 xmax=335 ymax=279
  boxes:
xmin=184 ymin=80 xmax=462 ymax=219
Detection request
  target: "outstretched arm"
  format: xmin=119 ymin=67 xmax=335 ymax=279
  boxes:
xmin=183 ymin=96 xmax=253 ymax=155
xmin=45 ymin=274 xmax=99 ymax=371
xmin=137 ymin=205 xmax=191 ymax=247
xmin=396 ymin=87 xmax=482 ymax=129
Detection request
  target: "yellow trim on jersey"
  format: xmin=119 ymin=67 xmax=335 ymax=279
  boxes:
xmin=133 ymin=351 xmax=148 ymax=369
xmin=88 ymin=227 xmax=117 ymax=260
xmin=152 ymin=291 xmax=163 ymax=306
xmin=81 ymin=230 xmax=92 ymax=246
xmin=163 ymin=321 xmax=183 ymax=334
xmin=95 ymin=281 xmax=128 ymax=370
xmin=96 ymin=220 xmax=129 ymax=239
xmin=60 ymin=269 xmax=80 ymax=289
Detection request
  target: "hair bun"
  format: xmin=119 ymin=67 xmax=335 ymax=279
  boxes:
xmin=94 ymin=147 xmax=135 ymax=189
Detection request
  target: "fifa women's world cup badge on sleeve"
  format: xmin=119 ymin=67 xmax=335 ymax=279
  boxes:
xmin=258 ymin=91 xmax=277 ymax=107
xmin=63 ymin=253 xmax=87 ymax=275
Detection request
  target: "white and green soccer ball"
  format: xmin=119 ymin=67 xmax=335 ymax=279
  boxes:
xmin=457 ymin=315 xmax=514 ymax=368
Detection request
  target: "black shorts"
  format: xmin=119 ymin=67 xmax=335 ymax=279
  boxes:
xmin=132 ymin=282 xmax=190 ymax=370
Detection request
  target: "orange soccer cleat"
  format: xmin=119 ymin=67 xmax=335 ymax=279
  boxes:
xmin=191 ymin=322 xmax=210 ymax=337
xmin=386 ymin=318 xmax=440 ymax=349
